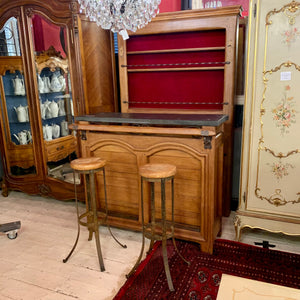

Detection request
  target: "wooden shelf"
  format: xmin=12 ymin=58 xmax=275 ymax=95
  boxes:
xmin=127 ymin=46 xmax=226 ymax=55
xmin=122 ymin=101 xmax=227 ymax=106
xmin=127 ymin=66 xmax=225 ymax=73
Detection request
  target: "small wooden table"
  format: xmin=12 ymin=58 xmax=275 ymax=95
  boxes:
xmin=71 ymin=112 xmax=227 ymax=253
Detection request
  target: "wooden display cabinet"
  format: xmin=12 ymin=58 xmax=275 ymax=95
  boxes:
xmin=236 ymin=0 xmax=300 ymax=239
xmin=0 ymin=0 xmax=117 ymax=200
xmin=118 ymin=6 xmax=242 ymax=216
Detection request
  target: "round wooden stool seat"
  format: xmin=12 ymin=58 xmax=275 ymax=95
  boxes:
xmin=139 ymin=163 xmax=176 ymax=179
xmin=70 ymin=157 xmax=106 ymax=171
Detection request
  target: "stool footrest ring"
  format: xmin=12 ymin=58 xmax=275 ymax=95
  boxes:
xmin=143 ymin=222 xmax=174 ymax=241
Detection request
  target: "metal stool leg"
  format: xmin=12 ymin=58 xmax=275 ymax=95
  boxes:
xmin=63 ymin=214 xmax=81 ymax=263
xmin=85 ymin=174 xmax=94 ymax=241
xmin=147 ymin=181 xmax=155 ymax=253
xmin=126 ymin=177 xmax=146 ymax=278
xmin=161 ymin=178 xmax=175 ymax=291
xmin=90 ymin=171 xmax=105 ymax=271
xmin=63 ymin=171 xmax=81 ymax=263
xmin=171 ymin=237 xmax=190 ymax=265
xmin=94 ymin=223 xmax=105 ymax=271
xmin=162 ymin=237 xmax=174 ymax=291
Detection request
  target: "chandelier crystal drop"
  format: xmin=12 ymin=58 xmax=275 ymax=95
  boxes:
xmin=77 ymin=0 xmax=161 ymax=40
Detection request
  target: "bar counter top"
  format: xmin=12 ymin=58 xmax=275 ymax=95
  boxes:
xmin=75 ymin=112 xmax=228 ymax=127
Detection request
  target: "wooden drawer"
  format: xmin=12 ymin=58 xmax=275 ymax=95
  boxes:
xmin=8 ymin=146 xmax=35 ymax=169
xmin=45 ymin=136 xmax=76 ymax=162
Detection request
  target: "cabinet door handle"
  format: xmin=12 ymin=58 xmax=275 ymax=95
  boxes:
xmin=56 ymin=146 xmax=64 ymax=151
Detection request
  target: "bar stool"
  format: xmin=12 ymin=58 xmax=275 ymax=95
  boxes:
xmin=127 ymin=163 xmax=190 ymax=291
xmin=63 ymin=157 xmax=126 ymax=271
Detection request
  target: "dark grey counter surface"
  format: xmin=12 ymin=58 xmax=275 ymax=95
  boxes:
xmin=76 ymin=113 xmax=228 ymax=127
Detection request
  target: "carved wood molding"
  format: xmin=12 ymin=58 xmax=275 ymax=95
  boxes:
xmin=266 ymin=1 xmax=300 ymax=25
xmin=38 ymin=183 xmax=51 ymax=196
xmin=35 ymin=46 xmax=69 ymax=74
xmin=255 ymin=188 xmax=300 ymax=206
xmin=25 ymin=7 xmax=34 ymax=18
xmin=0 ymin=57 xmax=23 ymax=75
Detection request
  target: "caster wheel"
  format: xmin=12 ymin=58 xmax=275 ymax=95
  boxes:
xmin=7 ymin=231 xmax=18 ymax=239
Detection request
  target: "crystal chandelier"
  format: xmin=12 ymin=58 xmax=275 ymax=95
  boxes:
xmin=77 ymin=0 xmax=161 ymax=40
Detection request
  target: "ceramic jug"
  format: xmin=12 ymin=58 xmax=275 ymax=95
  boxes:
xmin=42 ymin=126 xmax=47 ymax=140
xmin=42 ymin=76 xmax=51 ymax=93
xmin=27 ymin=130 xmax=32 ymax=143
xmin=60 ymin=120 xmax=69 ymax=137
xmin=57 ymin=99 xmax=66 ymax=116
xmin=12 ymin=75 xmax=25 ymax=96
xmin=25 ymin=106 xmax=29 ymax=122
xmin=44 ymin=100 xmax=52 ymax=119
xmin=52 ymin=124 xmax=60 ymax=139
xmin=40 ymin=101 xmax=46 ymax=120
xmin=43 ymin=124 xmax=52 ymax=141
xmin=49 ymin=100 xmax=58 ymax=118
xmin=50 ymin=74 xmax=63 ymax=92
xmin=13 ymin=130 xmax=30 ymax=145
xmin=37 ymin=74 xmax=44 ymax=94
xmin=25 ymin=105 xmax=29 ymax=122
xmin=14 ymin=104 xmax=28 ymax=123
xmin=58 ymin=75 xmax=66 ymax=92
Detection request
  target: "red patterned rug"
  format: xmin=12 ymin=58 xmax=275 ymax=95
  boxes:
xmin=113 ymin=239 xmax=300 ymax=299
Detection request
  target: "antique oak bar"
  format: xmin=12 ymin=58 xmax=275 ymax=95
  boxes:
xmin=71 ymin=112 xmax=227 ymax=253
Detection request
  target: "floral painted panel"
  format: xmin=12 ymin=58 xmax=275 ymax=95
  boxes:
xmin=282 ymin=27 xmax=300 ymax=46
xmin=265 ymin=1 xmax=300 ymax=70
xmin=255 ymin=151 xmax=299 ymax=208
xmin=247 ymin=62 xmax=300 ymax=214
xmin=272 ymin=85 xmax=297 ymax=135
xmin=268 ymin=160 xmax=295 ymax=180
xmin=261 ymin=66 xmax=299 ymax=151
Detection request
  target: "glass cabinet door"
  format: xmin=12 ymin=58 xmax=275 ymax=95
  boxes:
xmin=30 ymin=14 xmax=78 ymax=184
xmin=0 ymin=17 xmax=36 ymax=176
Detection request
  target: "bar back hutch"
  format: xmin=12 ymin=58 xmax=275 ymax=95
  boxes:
xmin=118 ymin=6 xmax=242 ymax=216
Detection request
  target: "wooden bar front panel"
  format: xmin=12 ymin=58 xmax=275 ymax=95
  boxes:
xmin=79 ymin=125 xmax=224 ymax=253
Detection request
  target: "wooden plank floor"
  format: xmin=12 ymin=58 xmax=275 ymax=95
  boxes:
xmin=0 ymin=191 xmax=299 ymax=300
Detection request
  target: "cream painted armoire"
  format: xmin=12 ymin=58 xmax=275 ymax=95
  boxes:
xmin=235 ymin=0 xmax=300 ymax=240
